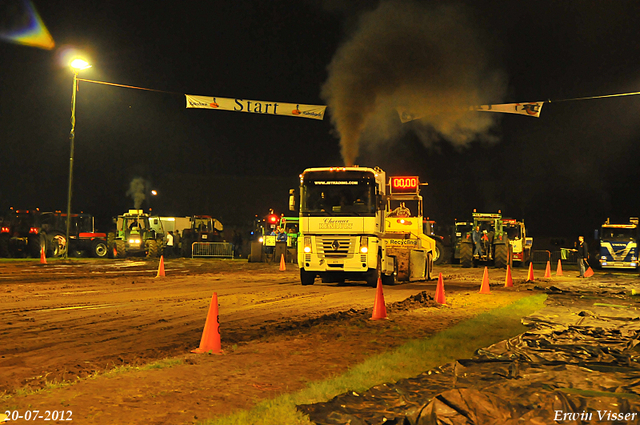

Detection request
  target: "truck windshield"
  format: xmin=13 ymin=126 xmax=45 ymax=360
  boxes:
xmin=301 ymin=173 xmax=376 ymax=216
xmin=601 ymin=227 xmax=636 ymax=241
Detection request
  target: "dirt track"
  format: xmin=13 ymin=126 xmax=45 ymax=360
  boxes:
xmin=0 ymin=258 xmax=573 ymax=424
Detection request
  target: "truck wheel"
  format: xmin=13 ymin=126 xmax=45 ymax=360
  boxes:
xmin=91 ymin=239 xmax=108 ymax=258
xmin=115 ymin=240 xmax=126 ymax=258
xmin=0 ymin=235 xmax=10 ymax=257
xmin=300 ymin=268 xmax=316 ymax=285
xmin=460 ymin=242 xmax=473 ymax=268
xmin=365 ymin=254 xmax=381 ymax=287
xmin=494 ymin=243 xmax=508 ymax=268
xmin=145 ymin=240 xmax=159 ymax=259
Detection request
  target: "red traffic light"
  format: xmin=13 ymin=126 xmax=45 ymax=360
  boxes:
xmin=268 ymin=214 xmax=278 ymax=224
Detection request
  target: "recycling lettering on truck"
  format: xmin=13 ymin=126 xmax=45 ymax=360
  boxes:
xmin=387 ymin=239 xmax=419 ymax=247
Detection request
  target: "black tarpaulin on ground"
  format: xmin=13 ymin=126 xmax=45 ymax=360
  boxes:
xmin=297 ymin=288 xmax=640 ymax=424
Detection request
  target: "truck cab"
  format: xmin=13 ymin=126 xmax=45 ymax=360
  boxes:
xmin=598 ymin=217 xmax=639 ymax=269
xmin=297 ymin=166 xmax=391 ymax=286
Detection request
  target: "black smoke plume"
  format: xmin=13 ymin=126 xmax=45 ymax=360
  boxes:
xmin=322 ymin=0 xmax=507 ymax=165
xmin=126 ymin=177 xmax=146 ymax=209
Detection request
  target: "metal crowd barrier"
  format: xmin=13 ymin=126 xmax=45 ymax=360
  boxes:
xmin=531 ymin=250 xmax=551 ymax=264
xmin=192 ymin=242 xmax=233 ymax=258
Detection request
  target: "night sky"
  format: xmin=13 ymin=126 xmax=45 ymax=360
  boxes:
xmin=2 ymin=1 xmax=640 ymax=241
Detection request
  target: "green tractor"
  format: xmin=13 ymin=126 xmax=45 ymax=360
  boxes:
xmin=459 ymin=211 xmax=510 ymax=268
xmin=109 ymin=209 xmax=165 ymax=259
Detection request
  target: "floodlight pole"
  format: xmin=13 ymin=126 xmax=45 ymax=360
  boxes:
xmin=64 ymin=70 xmax=79 ymax=259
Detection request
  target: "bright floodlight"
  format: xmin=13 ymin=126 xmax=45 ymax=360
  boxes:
xmin=70 ymin=58 xmax=91 ymax=70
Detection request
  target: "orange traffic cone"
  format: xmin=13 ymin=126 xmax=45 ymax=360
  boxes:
xmin=504 ymin=265 xmax=513 ymax=288
xmin=370 ymin=277 xmax=388 ymax=320
xmin=113 ymin=247 xmax=118 ymax=258
xmin=279 ymin=253 xmax=286 ymax=271
xmin=556 ymin=259 xmax=563 ymax=276
xmin=156 ymin=255 xmax=165 ymax=277
xmin=40 ymin=246 xmax=47 ymax=264
xmin=544 ymin=261 xmax=551 ymax=278
xmin=526 ymin=262 xmax=535 ymax=282
xmin=479 ymin=267 xmax=491 ymax=294
xmin=192 ymin=292 xmax=222 ymax=354
xmin=435 ymin=273 xmax=446 ymax=304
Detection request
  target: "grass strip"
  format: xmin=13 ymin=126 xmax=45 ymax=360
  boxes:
xmin=202 ymin=293 xmax=547 ymax=425
xmin=1 ymin=358 xmax=184 ymax=403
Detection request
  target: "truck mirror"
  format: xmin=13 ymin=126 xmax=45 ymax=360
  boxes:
xmin=112 ymin=217 xmax=117 ymax=224
xmin=289 ymin=189 xmax=296 ymax=211
xmin=594 ymin=229 xmax=599 ymax=240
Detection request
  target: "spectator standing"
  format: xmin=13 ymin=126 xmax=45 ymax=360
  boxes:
xmin=276 ymin=227 xmax=288 ymax=243
xmin=165 ymin=231 xmax=174 ymax=258
xmin=173 ymin=229 xmax=181 ymax=257
xmin=472 ymin=226 xmax=483 ymax=256
xmin=574 ymin=235 xmax=589 ymax=277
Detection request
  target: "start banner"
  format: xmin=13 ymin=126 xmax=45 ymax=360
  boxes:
xmin=186 ymin=94 xmax=326 ymax=120
xmin=398 ymin=101 xmax=544 ymax=123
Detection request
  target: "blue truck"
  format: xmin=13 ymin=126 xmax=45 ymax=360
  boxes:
xmin=597 ymin=217 xmax=639 ymax=269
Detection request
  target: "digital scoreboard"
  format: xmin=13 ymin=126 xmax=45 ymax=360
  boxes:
xmin=389 ymin=176 xmax=420 ymax=194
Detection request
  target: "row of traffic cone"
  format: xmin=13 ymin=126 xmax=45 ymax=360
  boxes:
xmin=524 ymin=258 xmax=593 ymax=280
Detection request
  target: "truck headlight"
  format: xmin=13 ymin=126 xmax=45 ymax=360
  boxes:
xmin=303 ymin=236 xmax=312 ymax=253
xmin=601 ymin=256 xmax=607 ymax=260
xmin=360 ymin=236 xmax=369 ymax=254
xmin=258 ymin=236 xmax=264 ymax=243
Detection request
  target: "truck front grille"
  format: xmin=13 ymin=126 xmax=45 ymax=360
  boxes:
xmin=317 ymin=238 xmax=353 ymax=258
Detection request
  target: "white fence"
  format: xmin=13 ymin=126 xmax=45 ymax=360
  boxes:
xmin=192 ymin=242 xmax=233 ymax=258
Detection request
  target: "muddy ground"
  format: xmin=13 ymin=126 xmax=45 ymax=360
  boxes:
xmin=1 ymin=259 xmax=632 ymax=424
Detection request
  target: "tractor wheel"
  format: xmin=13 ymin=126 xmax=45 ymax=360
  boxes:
xmin=0 ymin=234 xmax=10 ymax=257
xmin=181 ymin=237 xmax=193 ymax=257
xmin=145 ymin=240 xmax=159 ymax=259
xmin=114 ymin=240 xmax=126 ymax=258
xmin=460 ymin=242 xmax=473 ymax=268
xmin=300 ymin=268 xmax=316 ymax=285
xmin=47 ymin=232 xmax=67 ymax=258
xmin=365 ymin=254 xmax=382 ymax=287
xmin=106 ymin=233 xmax=115 ymax=258
xmin=91 ymin=239 xmax=108 ymax=258
xmin=433 ymin=239 xmax=450 ymax=265
xmin=494 ymin=243 xmax=509 ymax=268
xmin=28 ymin=234 xmax=44 ymax=258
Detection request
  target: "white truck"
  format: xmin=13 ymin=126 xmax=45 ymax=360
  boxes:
xmin=295 ymin=166 xmax=434 ymax=286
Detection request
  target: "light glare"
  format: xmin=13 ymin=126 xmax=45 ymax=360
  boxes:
xmin=70 ymin=58 xmax=91 ymax=70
